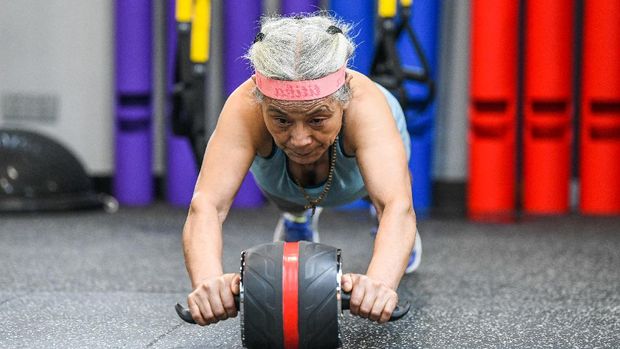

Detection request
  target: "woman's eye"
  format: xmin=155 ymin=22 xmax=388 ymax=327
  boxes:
xmin=274 ymin=117 xmax=289 ymax=126
xmin=309 ymin=118 xmax=324 ymax=126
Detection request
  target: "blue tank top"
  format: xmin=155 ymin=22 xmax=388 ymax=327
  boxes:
xmin=249 ymin=84 xmax=410 ymax=207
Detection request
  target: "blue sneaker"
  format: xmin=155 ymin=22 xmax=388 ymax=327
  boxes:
xmin=370 ymin=205 xmax=422 ymax=274
xmin=273 ymin=208 xmax=321 ymax=242
xmin=369 ymin=204 xmax=379 ymax=236
xmin=405 ymin=233 xmax=422 ymax=274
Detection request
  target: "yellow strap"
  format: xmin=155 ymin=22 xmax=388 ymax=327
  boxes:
xmin=378 ymin=0 xmax=397 ymax=18
xmin=400 ymin=0 xmax=413 ymax=8
xmin=190 ymin=0 xmax=211 ymax=63
xmin=175 ymin=0 xmax=192 ymax=23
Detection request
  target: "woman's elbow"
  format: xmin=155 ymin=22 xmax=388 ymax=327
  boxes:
xmin=187 ymin=192 xmax=229 ymax=225
xmin=387 ymin=199 xmax=416 ymax=218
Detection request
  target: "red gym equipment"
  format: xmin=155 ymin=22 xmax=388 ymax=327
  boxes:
xmin=523 ymin=0 xmax=574 ymax=214
xmin=468 ymin=0 xmax=519 ymax=221
xmin=580 ymin=0 xmax=620 ymax=215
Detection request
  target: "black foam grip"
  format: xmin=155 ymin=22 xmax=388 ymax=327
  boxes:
xmin=175 ymin=295 xmax=240 ymax=324
xmin=340 ymin=293 xmax=410 ymax=321
xmin=175 ymin=303 xmax=195 ymax=324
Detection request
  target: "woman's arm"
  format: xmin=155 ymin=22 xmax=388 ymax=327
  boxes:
xmin=182 ymin=81 xmax=266 ymax=325
xmin=350 ymin=76 xmax=416 ymax=288
xmin=341 ymin=75 xmax=416 ymax=322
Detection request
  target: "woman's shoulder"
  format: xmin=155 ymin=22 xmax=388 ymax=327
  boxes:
xmin=345 ymin=70 xmax=389 ymax=118
xmin=346 ymin=70 xmax=388 ymax=108
xmin=218 ymin=78 xmax=272 ymax=155
xmin=347 ymin=69 xmax=376 ymax=90
xmin=340 ymin=70 xmax=392 ymax=155
xmin=225 ymin=78 xmax=260 ymax=111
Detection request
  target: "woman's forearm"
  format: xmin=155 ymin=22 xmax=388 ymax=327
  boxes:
xmin=366 ymin=202 xmax=416 ymax=290
xmin=182 ymin=199 xmax=228 ymax=288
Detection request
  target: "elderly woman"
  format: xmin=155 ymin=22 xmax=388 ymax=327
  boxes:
xmin=182 ymin=14 xmax=421 ymax=326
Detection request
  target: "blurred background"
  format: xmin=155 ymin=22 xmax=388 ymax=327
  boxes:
xmin=2 ymin=2 xmax=619 ymax=347
xmin=1 ymin=0 xmax=618 ymax=220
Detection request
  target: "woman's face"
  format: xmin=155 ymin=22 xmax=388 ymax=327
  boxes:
xmin=261 ymin=97 xmax=344 ymax=165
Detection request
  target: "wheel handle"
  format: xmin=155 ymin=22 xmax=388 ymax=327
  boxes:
xmin=175 ymin=295 xmax=240 ymax=324
xmin=176 ymin=293 xmax=409 ymax=324
xmin=340 ymin=292 xmax=410 ymax=321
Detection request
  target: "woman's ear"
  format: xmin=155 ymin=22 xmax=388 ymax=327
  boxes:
xmin=341 ymin=99 xmax=350 ymax=110
xmin=340 ymin=72 xmax=353 ymax=109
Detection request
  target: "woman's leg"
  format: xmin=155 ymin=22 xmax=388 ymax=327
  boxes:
xmin=259 ymin=189 xmax=322 ymax=242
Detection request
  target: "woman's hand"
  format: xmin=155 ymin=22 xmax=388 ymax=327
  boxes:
xmin=341 ymin=273 xmax=399 ymax=323
xmin=187 ymin=273 xmax=240 ymax=326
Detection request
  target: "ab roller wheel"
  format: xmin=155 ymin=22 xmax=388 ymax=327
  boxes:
xmin=176 ymin=241 xmax=410 ymax=349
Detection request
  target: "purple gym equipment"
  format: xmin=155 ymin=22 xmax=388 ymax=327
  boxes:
xmin=282 ymin=0 xmax=321 ymax=14
xmin=224 ymin=0 xmax=265 ymax=208
xmin=114 ymin=0 xmax=154 ymax=205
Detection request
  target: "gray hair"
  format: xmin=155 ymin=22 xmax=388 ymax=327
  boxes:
xmin=245 ymin=13 xmax=356 ymax=104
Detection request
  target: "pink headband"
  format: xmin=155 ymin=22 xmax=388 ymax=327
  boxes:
xmin=254 ymin=66 xmax=346 ymax=101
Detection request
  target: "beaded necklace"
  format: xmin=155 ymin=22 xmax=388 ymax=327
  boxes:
xmin=293 ymin=136 xmax=338 ymax=216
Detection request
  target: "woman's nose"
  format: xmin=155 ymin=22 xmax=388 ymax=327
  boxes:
xmin=290 ymin=124 xmax=312 ymax=147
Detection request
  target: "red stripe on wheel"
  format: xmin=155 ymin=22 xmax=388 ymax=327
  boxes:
xmin=282 ymin=242 xmax=300 ymax=349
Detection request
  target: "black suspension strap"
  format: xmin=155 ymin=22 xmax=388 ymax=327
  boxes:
xmin=370 ymin=1 xmax=435 ymax=111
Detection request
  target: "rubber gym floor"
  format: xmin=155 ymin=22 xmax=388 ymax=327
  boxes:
xmin=1 ymin=203 xmax=619 ymax=348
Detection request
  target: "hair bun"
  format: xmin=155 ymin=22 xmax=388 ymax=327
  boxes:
xmin=253 ymin=32 xmax=265 ymax=43
xmin=326 ymin=25 xmax=343 ymax=35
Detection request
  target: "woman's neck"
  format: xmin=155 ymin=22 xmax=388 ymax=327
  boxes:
xmin=288 ymin=148 xmax=331 ymax=187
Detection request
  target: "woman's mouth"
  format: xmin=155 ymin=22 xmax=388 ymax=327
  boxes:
xmin=285 ymin=146 xmax=316 ymax=158
xmin=291 ymin=151 xmax=312 ymax=158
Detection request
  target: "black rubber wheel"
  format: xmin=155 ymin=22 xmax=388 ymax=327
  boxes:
xmin=241 ymin=242 xmax=284 ymax=349
xmin=241 ymin=241 xmax=341 ymax=349
xmin=297 ymin=241 xmax=340 ymax=349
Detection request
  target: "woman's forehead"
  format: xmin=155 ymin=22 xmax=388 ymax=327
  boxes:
xmin=264 ymin=97 xmax=338 ymax=113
